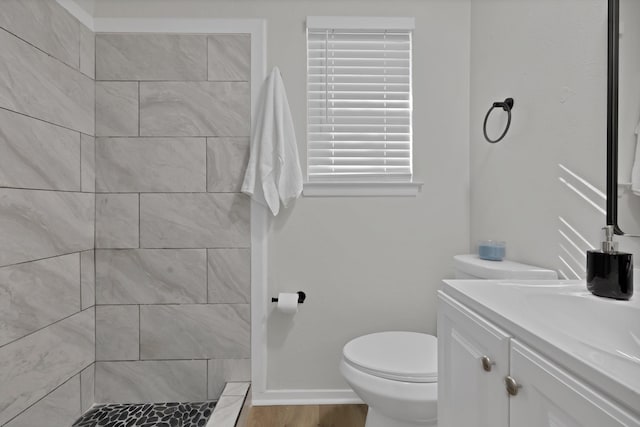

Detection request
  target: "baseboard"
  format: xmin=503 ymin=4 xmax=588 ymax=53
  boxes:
xmin=251 ymin=389 xmax=363 ymax=406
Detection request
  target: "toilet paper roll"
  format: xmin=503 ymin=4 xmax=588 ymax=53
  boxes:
xmin=276 ymin=292 xmax=299 ymax=314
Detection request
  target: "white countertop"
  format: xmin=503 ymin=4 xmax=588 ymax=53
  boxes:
xmin=441 ymin=279 xmax=640 ymax=415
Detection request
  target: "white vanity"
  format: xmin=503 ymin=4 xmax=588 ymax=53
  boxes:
xmin=438 ymin=280 xmax=640 ymax=427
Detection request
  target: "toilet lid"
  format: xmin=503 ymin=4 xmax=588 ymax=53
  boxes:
xmin=343 ymin=331 xmax=437 ymax=383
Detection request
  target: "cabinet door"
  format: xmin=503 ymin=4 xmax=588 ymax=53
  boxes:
xmin=437 ymin=292 xmax=511 ymax=427
xmin=509 ymin=340 xmax=640 ymax=427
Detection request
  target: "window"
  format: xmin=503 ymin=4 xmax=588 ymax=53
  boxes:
xmin=304 ymin=17 xmax=421 ymax=196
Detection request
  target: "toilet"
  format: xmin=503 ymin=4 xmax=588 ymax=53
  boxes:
xmin=340 ymin=255 xmax=557 ymax=427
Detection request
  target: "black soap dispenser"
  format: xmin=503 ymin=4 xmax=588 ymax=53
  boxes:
xmin=586 ymin=225 xmax=633 ymax=300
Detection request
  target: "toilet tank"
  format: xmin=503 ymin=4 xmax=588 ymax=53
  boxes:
xmin=453 ymin=254 xmax=558 ymax=280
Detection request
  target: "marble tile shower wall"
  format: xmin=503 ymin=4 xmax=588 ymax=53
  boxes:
xmin=93 ymin=33 xmax=252 ymax=404
xmin=0 ymin=1 xmax=96 ymax=426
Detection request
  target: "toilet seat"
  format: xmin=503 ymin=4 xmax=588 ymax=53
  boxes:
xmin=342 ymin=331 xmax=437 ymax=383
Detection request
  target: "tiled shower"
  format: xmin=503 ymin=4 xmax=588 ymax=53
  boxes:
xmin=0 ymin=1 xmax=251 ymax=425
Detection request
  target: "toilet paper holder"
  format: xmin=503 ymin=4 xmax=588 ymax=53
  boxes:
xmin=271 ymin=291 xmax=306 ymax=304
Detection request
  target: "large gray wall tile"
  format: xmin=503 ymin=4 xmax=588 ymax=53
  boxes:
xmin=91 ymin=26 xmax=254 ymax=406
xmin=0 ymin=189 xmax=94 ymax=267
xmin=0 ymin=108 xmax=80 ymax=191
xmin=208 ymin=249 xmax=250 ymax=304
xmin=96 ymin=249 xmax=206 ymax=304
xmin=207 ymin=359 xmax=251 ymax=400
xmin=207 ymin=137 xmax=250 ymax=193
xmin=0 ymin=0 xmax=80 ymax=69
xmin=140 ymin=193 xmax=250 ymax=248
xmin=96 ymin=34 xmax=207 ymax=81
xmin=95 ymin=360 xmax=207 ymax=403
xmin=0 ymin=254 xmax=80 ymax=346
xmin=81 ymin=250 xmax=96 ymax=310
xmin=0 ymin=29 xmax=94 ymax=134
xmin=139 ymin=82 xmax=250 ymax=137
xmin=0 ymin=308 xmax=94 ymax=425
xmin=81 ymin=134 xmax=96 ymax=193
xmin=96 ymin=82 xmax=139 ymax=137
xmin=96 ymin=137 xmax=206 ymax=192
xmin=80 ymin=24 xmax=95 ymax=79
xmin=208 ymin=34 xmax=250 ymax=81
xmin=96 ymin=194 xmax=139 ymax=249
xmin=140 ymin=304 xmax=250 ymax=359
xmin=96 ymin=305 xmax=139 ymax=361
xmin=4 ymin=376 xmax=81 ymax=427
xmin=80 ymin=364 xmax=95 ymax=413
xmin=0 ymin=2 xmax=97 ymax=419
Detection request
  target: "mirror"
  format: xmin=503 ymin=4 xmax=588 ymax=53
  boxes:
xmin=612 ymin=0 xmax=640 ymax=235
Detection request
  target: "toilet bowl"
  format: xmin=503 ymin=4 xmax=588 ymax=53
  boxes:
xmin=340 ymin=331 xmax=438 ymax=427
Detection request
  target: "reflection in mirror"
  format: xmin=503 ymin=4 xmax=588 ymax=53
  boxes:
xmin=618 ymin=0 xmax=640 ymax=234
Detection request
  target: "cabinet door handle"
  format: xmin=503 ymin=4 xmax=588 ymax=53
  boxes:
xmin=481 ymin=356 xmax=495 ymax=372
xmin=505 ymin=376 xmax=522 ymax=396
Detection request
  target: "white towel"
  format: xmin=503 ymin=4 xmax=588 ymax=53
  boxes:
xmin=632 ymin=121 xmax=640 ymax=196
xmin=242 ymin=67 xmax=303 ymax=216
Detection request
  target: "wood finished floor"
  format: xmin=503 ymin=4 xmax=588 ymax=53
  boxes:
xmin=243 ymin=405 xmax=368 ymax=427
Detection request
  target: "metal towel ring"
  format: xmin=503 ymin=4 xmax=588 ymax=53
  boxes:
xmin=483 ymin=98 xmax=514 ymax=143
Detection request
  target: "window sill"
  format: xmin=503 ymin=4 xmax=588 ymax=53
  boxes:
xmin=303 ymin=181 xmax=423 ymax=197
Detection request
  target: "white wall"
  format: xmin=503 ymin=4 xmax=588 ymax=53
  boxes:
xmin=92 ymin=0 xmax=472 ymax=393
xmin=470 ymin=0 xmax=608 ymax=279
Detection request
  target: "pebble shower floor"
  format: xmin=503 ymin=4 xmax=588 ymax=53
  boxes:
xmin=72 ymin=402 xmax=216 ymax=427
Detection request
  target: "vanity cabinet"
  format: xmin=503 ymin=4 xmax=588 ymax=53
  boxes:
xmin=438 ymin=293 xmax=640 ymax=427
xmin=509 ymin=340 xmax=638 ymax=427
xmin=437 ymin=294 xmax=510 ymax=427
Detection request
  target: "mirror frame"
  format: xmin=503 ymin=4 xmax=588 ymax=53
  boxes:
xmin=608 ymin=0 xmax=623 ymax=234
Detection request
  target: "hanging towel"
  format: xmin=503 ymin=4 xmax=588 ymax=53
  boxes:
xmin=242 ymin=67 xmax=303 ymax=216
xmin=632 ymin=121 xmax=640 ymax=196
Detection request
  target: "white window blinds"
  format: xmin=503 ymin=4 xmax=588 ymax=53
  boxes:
xmin=307 ymin=23 xmax=413 ymax=182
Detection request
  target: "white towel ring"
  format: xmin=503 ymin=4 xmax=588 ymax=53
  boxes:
xmin=483 ymin=98 xmax=514 ymax=143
